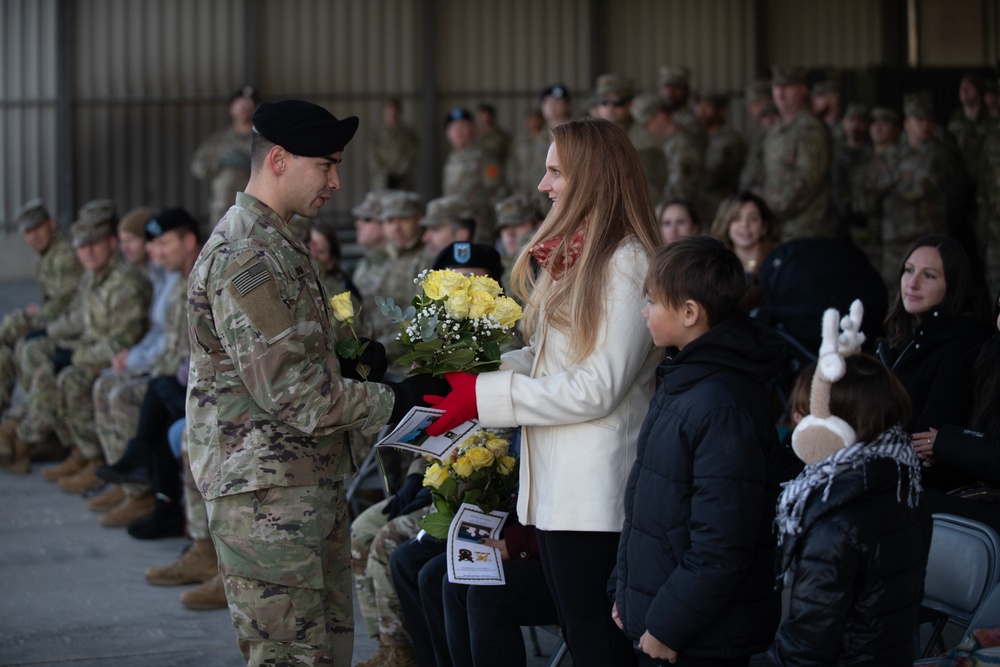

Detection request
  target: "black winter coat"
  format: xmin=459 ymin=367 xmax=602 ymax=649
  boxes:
xmin=611 ymin=312 xmax=785 ymax=659
xmin=762 ymin=459 xmax=931 ymax=667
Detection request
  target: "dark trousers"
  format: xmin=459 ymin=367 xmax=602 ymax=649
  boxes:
xmin=635 ymin=652 xmax=750 ymax=667
xmin=441 ymin=553 xmax=559 ymax=667
xmin=536 ymin=529 xmax=635 ymax=667
xmin=145 ymin=376 xmax=186 ymax=502
xmin=390 ymin=534 xmax=449 ymax=667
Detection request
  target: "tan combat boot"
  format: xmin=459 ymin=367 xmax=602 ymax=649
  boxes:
xmin=41 ymin=447 xmax=86 ymax=482
xmin=146 ymin=538 xmax=218 ymax=586
xmin=356 ymin=643 xmax=419 ymax=667
xmin=180 ymin=573 xmax=228 ymax=610
xmin=100 ymin=493 xmax=155 ymax=527
xmin=87 ymin=484 xmax=124 ymax=512
xmin=58 ymin=458 xmax=103 ymax=493
xmin=7 ymin=436 xmax=32 ymax=475
xmin=0 ymin=418 xmax=18 ymax=466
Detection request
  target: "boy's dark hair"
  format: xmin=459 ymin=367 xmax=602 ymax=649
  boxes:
xmin=644 ymin=236 xmax=745 ymax=327
xmin=827 ymin=354 xmax=912 ymax=442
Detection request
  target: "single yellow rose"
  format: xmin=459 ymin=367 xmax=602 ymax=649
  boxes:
xmin=423 ymin=462 xmax=451 ymax=489
xmin=452 ymin=456 xmax=474 ymax=478
xmin=328 ymin=292 xmax=355 ymax=323
xmin=485 ymin=437 xmax=508 ymax=459
xmin=468 ymin=275 xmax=502 ymax=298
xmin=491 ymin=296 xmax=524 ymax=328
xmin=468 ymin=289 xmax=496 ymax=319
xmin=465 ymin=446 xmax=495 ymax=471
xmin=423 ymin=270 xmax=470 ymax=301
xmin=444 ymin=289 xmax=471 ymax=319
xmin=497 ymin=455 xmax=517 ymax=476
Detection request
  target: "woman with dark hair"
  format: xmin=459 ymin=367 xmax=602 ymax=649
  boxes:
xmin=655 ymin=197 xmax=700 ymax=245
xmin=709 ymin=191 xmax=781 ymax=311
xmin=877 ymin=234 xmax=993 ymax=490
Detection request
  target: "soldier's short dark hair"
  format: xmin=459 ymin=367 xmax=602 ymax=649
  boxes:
xmin=644 ymin=236 xmax=745 ymax=327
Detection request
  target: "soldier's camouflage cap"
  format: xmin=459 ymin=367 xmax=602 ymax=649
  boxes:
xmin=658 ymin=65 xmax=691 ymax=88
xmin=494 ymin=193 xmax=538 ymax=228
xmin=631 ymin=91 xmax=665 ymax=125
xmin=745 ymin=79 xmax=772 ymax=101
xmin=771 ymin=66 xmax=807 ymax=86
xmin=904 ymin=91 xmax=934 ymax=119
xmin=871 ymin=106 xmax=901 ymax=124
xmin=381 ymin=191 xmax=424 ymax=220
xmin=421 ymin=195 xmax=474 ymax=228
xmin=351 ymin=191 xmax=384 ymax=221
xmin=811 ymin=79 xmax=840 ymax=96
xmin=252 ymin=99 xmax=359 ymax=157
xmin=71 ymin=199 xmax=117 ymax=248
xmin=119 ymin=206 xmax=155 ymax=239
xmin=596 ymin=73 xmax=634 ymax=100
xmin=16 ymin=199 xmax=49 ymax=234
xmin=844 ymin=103 xmax=869 ymax=119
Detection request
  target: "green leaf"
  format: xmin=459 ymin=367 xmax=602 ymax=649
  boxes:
xmin=335 ymin=338 xmax=360 ymax=358
xmin=420 ymin=511 xmax=455 ymax=540
xmin=438 ymin=476 xmax=457 ymax=499
xmin=462 ymin=488 xmax=484 ymax=506
xmin=481 ymin=339 xmax=501 ymax=362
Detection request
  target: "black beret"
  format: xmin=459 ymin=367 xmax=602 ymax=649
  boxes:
xmin=432 ymin=242 xmax=504 ymax=283
xmin=541 ymin=83 xmax=570 ymax=101
xmin=252 ymin=100 xmax=359 ymax=157
xmin=444 ymin=107 xmax=473 ymax=128
xmin=146 ymin=207 xmax=200 ymax=241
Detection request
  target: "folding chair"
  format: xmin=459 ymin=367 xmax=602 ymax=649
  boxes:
xmin=919 ymin=513 xmax=1000 ymax=657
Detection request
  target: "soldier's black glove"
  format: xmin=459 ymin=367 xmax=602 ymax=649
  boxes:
xmin=24 ymin=327 xmax=47 ymax=341
xmin=50 ymin=347 xmax=73 ymax=373
xmin=382 ymin=374 xmax=451 ymax=424
xmin=338 ymin=338 xmax=388 ymax=382
xmin=382 ymin=473 xmax=431 ymax=520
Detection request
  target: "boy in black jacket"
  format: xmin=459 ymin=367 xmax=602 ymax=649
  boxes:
xmin=610 ymin=236 xmax=785 ymax=666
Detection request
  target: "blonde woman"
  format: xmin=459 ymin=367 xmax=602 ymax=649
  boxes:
xmin=425 ymin=117 xmax=661 ymax=665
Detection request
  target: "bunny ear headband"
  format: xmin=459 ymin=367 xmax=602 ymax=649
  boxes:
xmin=791 ymin=299 xmax=866 ymax=465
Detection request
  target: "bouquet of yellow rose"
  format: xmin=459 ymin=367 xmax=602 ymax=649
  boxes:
xmin=376 ymin=269 xmax=524 ymax=377
xmin=419 ymin=429 xmax=518 ymax=539
xmin=329 ymin=292 xmax=371 ymax=378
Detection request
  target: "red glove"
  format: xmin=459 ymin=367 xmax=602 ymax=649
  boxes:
xmin=424 ymin=372 xmax=479 ymax=436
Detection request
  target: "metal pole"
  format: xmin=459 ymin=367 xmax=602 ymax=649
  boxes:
xmin=56 ymin=0 xmax=74 ymax=229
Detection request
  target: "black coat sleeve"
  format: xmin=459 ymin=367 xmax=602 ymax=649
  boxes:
xmin=934 ymin=425 xmax=1000 ymax=486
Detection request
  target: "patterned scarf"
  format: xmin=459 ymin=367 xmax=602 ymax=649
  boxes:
xmin=528 ymin=229 xmax=585 ymax=280
xmin=775 ymin=425 xmax=922 ymax=547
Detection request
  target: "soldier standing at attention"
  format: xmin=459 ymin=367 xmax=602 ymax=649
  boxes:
xmin=739 ymin=79 xmax=774 ymax=191
xmin=511 ymin=84 xmax=572 ymax=211
xmin=186 ymin=100 xmax=442 ymax=666
xmin=852 ymin=106 xmax=902 ymax=278
xmin=631 ymin=91 xmax=704 ymax=212
xmin=367 ymin=98 xmax=420 ymax=192
xmin=473 ymin=102 xmax=512 ymax=171
xmin=0 ymin=200 xmax=82 ymax=431
xmin=442 ymin=107 xmax=502 ymax=244
xmin=190 ymin=86 xmax=259 ymax=234
xmin=762 ymin=66 xmax=833 ymax=240
xmin=948 ymin=73 xmax=991 ymax=182
xmin=696 ymin=92 xmax=748 ymax=218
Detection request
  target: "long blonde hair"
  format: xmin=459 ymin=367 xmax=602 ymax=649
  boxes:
xmin=511 ymin=118 xmax=660 ymax=361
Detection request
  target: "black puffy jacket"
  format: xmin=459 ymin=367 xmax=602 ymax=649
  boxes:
xmin=762 ymin=458 xmax=931 ymax=667
xmin=611 ymin=312 xmax=785 ymax=659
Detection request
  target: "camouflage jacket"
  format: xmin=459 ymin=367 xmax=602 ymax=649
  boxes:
xmin=662 ymin=129 xmax=706 ymax=206
xmin=705 ymin=127 xmax=747 ymax=201
xmin=948 ymin=107 xmax=991 ymax=180
xmin=46 ymin=254 xmax=151 ymax=370
xmin=186 ymin=192 xmax=394 ymax=500
xmin=883 ymin=139 xmax=952 ymax=243
xmin=627 ymin=124 xmax=668 ymax=204
xmin=36 ymin=231 xmax=84 ymax=327
xmin=740 ymin=122 xmax=768 ymax=191
xmin=367 ymin=123 xmax=420 ymax=191
xmin=443 ymin=146 xmax=503 ymax=206
xmin=763 ymin=109 xmax=833 ymax=239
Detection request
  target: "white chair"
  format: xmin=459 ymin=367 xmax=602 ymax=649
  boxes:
xmin=920 ymin=513 xmax=1000 ymax=657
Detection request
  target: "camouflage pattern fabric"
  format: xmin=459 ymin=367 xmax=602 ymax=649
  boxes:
xmin=662 ymin=129 xmax=707 ymax=213
xmin=182 ymin=446 xmax=210 ymax=541
xmin=475 ymin=127 xmax=513 ymax=168
xmin=740 ymin=122 xmax=768 ymax=192
xmin=948 ymin=107 xmax=991 ymax=181
xmin=510 ymin=132 xmax=552 ymax=207
xmin=763 ymin=109 xmax=834 ymax=240
xmin=704 ymin=127 xmax=748 ymax=216
xmin=209 ymin=483 xmax=352 ymax=666
xmin=627 ymin=124 xmax=668 ymax=205
xmin=442 ymin=146 xmax=504 ymax=243
xmin=350 ymin=497 xmax=423 ymax=645
xmin=190 ymin=126 xmax=252 ymax=230
xmin=978 ymin=121 xmax=1000 ymax=295
xmin=92 ymin=372 xmax=153 ymax=495
xmin=367 ymin=124 xmax=420 ymax=192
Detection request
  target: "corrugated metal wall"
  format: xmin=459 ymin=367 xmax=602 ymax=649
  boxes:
xmin=767 ymin=0 xmax=883 ymax=69
xmin=0 ymin=0 xmax=59 ymax=229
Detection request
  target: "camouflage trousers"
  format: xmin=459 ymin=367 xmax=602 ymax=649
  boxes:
xmin=93 ymin=371 xmax=152 ymax=497
xmin=15 ymin=337 xmax=101 ymax=457
xmin=349 ymin=497 xmax=422 ymax=646
xmin=207 ymin=482 xmax=352 ymax=667
xmin=181 ymin=445 xmax=210 ymax=541
xmin=0 ymin=309 xmax=33 ymax=410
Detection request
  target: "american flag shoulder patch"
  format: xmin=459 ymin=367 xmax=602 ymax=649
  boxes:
xmin=231 ymin=262 xmax=271 ymax=295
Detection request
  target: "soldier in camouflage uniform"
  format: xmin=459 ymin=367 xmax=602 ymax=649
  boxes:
xmin=186 ymin=100 xmax=443 ymax=667
xmin=510 ymin=84 xmax=571 ymax=212
xmin=494 ymin=193 xmax=541 ymax=297
xmin=420 ymin=195 xmax=476 ymax=258
xmin=831 ymin=103 xmax=872 ymax=239
xmin=367 ymin=98 xmax=420 ymax=192
xmin=696 ymin=92 xmax=748 ymax=219
xmin=6 ymin=200 xmax=151 ymax=479
xmin=0 ymin=200 xmax=82 ymax=425
xmin=190 ymin=86 xmax=259 ymax=234
xmin=739 ymin=80 xmax=774 ymax=192
xmin=948 ymin=73 xmax=991 ymax=182
xmin=473 ymin=103 xmax=512 ymax=172
xmin=851 ymin=106 xmax=901 ymax=278
xmin=658 ymin=65 xmax=709 ymax=153
xmin=978 ymin=95 xmax=1000 ymax=295
xmin=762 ymin=66 xmax=834 ymax=240
xmin=442 ymin=108 xmax=503 ymax=244
xmin=631 ymin=91 xmax=705 ymax=213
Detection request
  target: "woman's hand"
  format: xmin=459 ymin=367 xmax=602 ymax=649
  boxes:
xmin=611 ymin=602 xmax=624 ymax=630
xmin=638 ymin=630 xmax=678 ymax=663
xmin=912 ymin=428 xmax=938 ymax=467
xmin=481 ymin=538 xmax=509 ymax=561
xmin=423 ymin=372 xmax=479 ymax=436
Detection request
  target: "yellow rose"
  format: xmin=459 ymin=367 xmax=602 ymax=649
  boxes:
xmin=452 ymin=456 xmax=474 ymax=478
xmin=468 ymin=275 xmax=502 ymax=298
xmin=491 ymin=296 xmax=524 ymax=328
xmin=485 ymin=437 xmax=508 ymax=459
xmin=497 ymin=455 xmax=517 ymax=476
xmin=465 ymin=446 xmax=495 ymax=471
xmin=468 ymin=289 xmax=496 ymax=319
xmin=328 ymin=292 xmax=355 ymax=323
xmin=444 ymin=289 xmax=470 ymax=319
xmin=423 ymin=463 xmax=450 ymax=489
xmin=423 ymin=270 xmax=470 ymax=301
